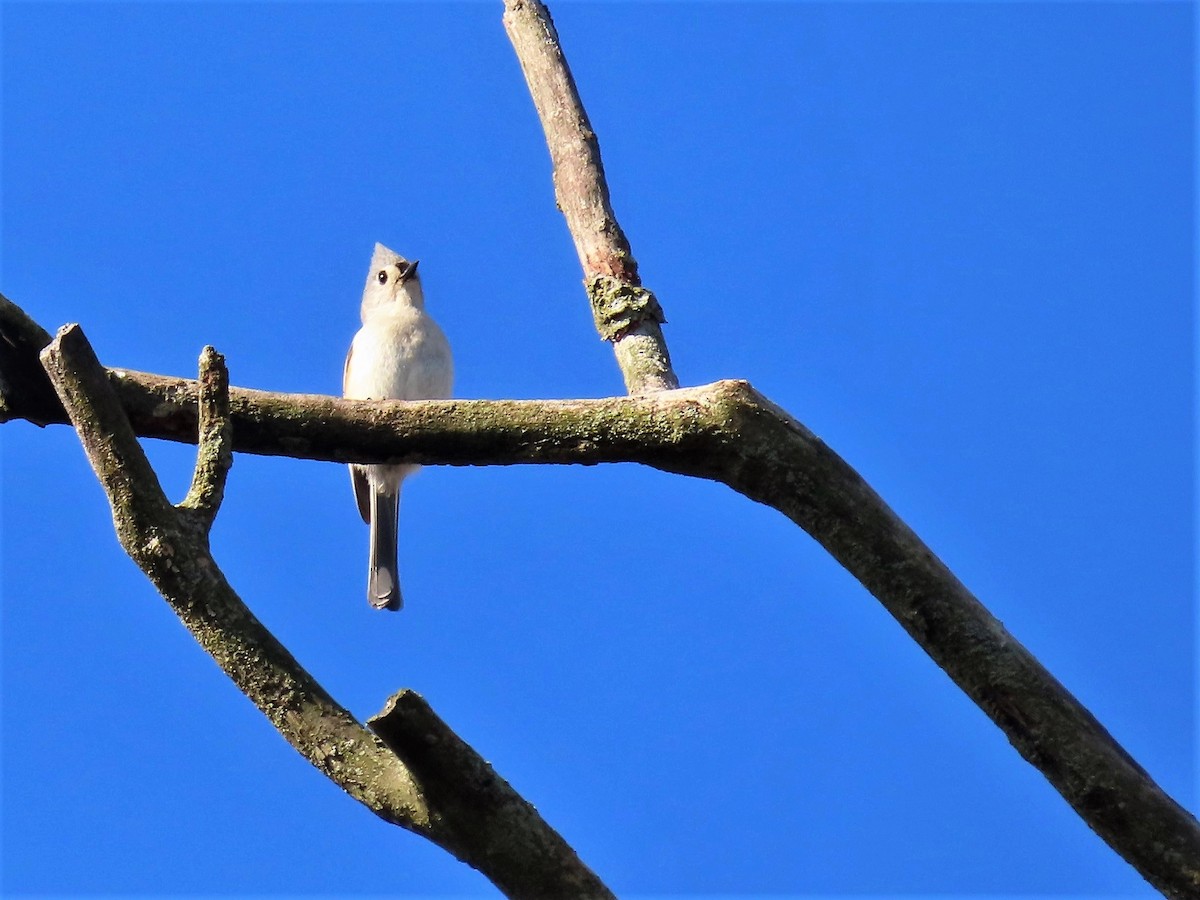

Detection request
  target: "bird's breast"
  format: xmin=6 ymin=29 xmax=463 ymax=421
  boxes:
xmin=344 ymin=311 xmax=453 ymax=402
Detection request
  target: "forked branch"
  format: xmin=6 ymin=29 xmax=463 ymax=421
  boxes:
xmin=36 ymin=323 xmax=613 ymax=900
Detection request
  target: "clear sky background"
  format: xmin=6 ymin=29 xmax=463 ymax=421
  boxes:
xmin=1 ymin=2 xmax=1192 ymax=897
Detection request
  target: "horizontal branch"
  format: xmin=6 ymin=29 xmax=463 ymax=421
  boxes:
xmin=6 ymin=359 xmax=722 ymax=468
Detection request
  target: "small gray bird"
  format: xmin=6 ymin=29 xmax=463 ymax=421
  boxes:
xmin=343 ymin=243 xmax=453 ymax=610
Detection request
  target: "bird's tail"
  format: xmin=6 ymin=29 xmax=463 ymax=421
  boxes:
xmin=368 ymin=488 xmax=402 ymax=611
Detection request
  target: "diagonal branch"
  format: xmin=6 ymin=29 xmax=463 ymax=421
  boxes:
xmin=0 ymin=292 xmax=58 ymax=426
xmin=367 ymin=689 xmax=607 ymax=898
xmin=37 ymin=323 xmax=613 ymax=900
xmin=503 ymin=0 xmax=678 ymax=394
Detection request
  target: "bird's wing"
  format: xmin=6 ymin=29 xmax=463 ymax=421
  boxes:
xmin=344 ymin=339 xmax=372 ymax=524
xmin=350 ymin=466 xmax=372 ymax=524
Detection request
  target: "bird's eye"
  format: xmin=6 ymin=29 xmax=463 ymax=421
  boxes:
xmin=376 ymin=270 xmax=388 ymax=285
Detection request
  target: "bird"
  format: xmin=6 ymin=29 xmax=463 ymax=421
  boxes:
xmin=343 ymin=243 xmax=453 ymax=610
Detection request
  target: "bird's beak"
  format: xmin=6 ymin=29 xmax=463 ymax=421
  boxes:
xmin=399 ymin=259 xmax=420 ymax=283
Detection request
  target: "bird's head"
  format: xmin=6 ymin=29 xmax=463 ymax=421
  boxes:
xmin=361 ymin=242 xmax=424 ymax=315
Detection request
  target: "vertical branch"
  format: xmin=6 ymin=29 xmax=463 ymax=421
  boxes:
xmin=503 ymin=0 xmax=679 ymax=394
xmin=178 ymin=345 xmax=233 ymax=531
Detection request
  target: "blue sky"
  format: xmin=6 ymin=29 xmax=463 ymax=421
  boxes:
xmin=1 ymin=2 xmax=1192 ymax=897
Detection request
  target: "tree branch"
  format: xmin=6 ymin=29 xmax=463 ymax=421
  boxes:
xmin=36 ymin=323 xmax=612 ymax=899
xmin=367 ymin=691 xmax=615 ymax=899
xmin=177 ymin=346 xmax=233 ymax=532
xmin=503 ymin=0 xmax=678 ymax=394
xmin=0 ymin=291 xmax=60 ymax=426
xmin=8 ymin=304 xmax=1195 ymax=895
